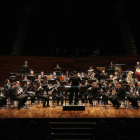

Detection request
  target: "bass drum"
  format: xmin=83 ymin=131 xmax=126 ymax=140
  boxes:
xmin=135 ymin=68 xmax=140 ymax=80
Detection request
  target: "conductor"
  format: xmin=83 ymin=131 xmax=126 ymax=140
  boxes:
xmin=68 ymin=71 xmax=81 ymax=105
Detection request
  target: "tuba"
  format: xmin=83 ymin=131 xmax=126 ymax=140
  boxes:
xmin=126 ymin=71 xmax=134 ymax=83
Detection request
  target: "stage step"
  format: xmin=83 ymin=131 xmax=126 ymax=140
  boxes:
xmin=51 ymin=133 xmax=93 ymax=139
xmin=51 ymin=128 xmax=93 ymax=133
xmin=49 ymin=122 xmax=96 ymax=128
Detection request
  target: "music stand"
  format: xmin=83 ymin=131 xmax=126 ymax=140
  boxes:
xmin=82 ymin=77 xmax=89 ymax=80
xmin=105 ymin=79 xmax=113 ymax=84
xmin=100 ymin=75 xmax=107 ymax=80
xmin=54 ymin=71 xmax=61 ymax=76
xmin=27 ymin=75 xmax=35 ymax=82
xmin=16 ymin=74 xmax=22 ymax=81
xmin=107 ymin=69 xmax=115 ymax=75
xmin=88 ymin=79 xmax=96 ymax=84
xmin=19 ymin=69 xmax=27 ymax=74
xmin=81 ymin=80 xmax=85 ymax=85
xmin=60 ymin=82 xmax=67 ymax=86
xmin=122 ymin=80 xmax=128 ymax=84
xmin=48 ymin=80 xmax=56 ymax=85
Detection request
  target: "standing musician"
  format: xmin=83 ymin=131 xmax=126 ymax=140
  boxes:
xmin=88 ymin=82 xmax=100 ymax=106
xmin=111 ymin=82 xmax=126 ymax=108
xmin=35 ymin=81 xmax=50 ymax=107
xmin=54 ymin=64 xmax=62 ymax=75
xmin=51 ymin=81 xmax=63 ymax=106
xmin=22 ymin=61 xmax=30 ymax=73
xmin=8 ymin=82 xmax=28 ymax=109
xmin=109 ymin=62 xmax=115 ymax=69
xmin=68 ymin=71 xmax=81 ymax=105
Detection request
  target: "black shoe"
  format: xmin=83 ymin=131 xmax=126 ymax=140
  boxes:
xmin=47 ymin=105 xmax=50 ymax=107
xmin=74 ymin=103 xmax=78 ymax=105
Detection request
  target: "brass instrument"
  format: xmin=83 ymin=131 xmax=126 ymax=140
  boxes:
xmin=126 ymin=71 xmax=134 ymax=84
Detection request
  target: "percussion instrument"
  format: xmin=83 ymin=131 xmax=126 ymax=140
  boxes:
xmin=135 ymin=68 xmax=140 ymax=80
xmin=115 ymin=66 xmax=122 ymax=73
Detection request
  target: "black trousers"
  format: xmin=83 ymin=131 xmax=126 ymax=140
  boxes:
xmin=0 ymin=96 xmax=7 ymax=107
xmin=70 ymin=88 xmax=78 ymax=104
xmin=37 ymin=94 xmax=49 ymax=106
xmin=127 ymin=95 xmax=138 ymax=107
xmin=11 ymin=95 xmax=28 ymax=108
xmin=88 ymin=94 xmax=99 ymax=105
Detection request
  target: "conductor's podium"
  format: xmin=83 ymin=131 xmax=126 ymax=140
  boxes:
xmin=63 ymin=103 xmax=85 ymax=111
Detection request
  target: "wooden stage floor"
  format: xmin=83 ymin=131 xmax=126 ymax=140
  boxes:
xmin=0 ymin=101 xmax=140 ymax=118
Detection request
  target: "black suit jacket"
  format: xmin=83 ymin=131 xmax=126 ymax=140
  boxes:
xmin=68 ymin=74 xmax=81 ymax=87
xmin=116 ymin=87 xmax=125 ymax=99
xmin=22 ymin=65 xmax=29 ymax=73
xmin=4 ymin=84 xmax=11 ymax=92
xmin=8 ymin=88 xmax=17 ymax=98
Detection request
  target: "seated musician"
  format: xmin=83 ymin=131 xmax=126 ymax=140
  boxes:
xmin=100 ymin=81 xmax=109 ymax=106
xmin=109 ymin=75 xmax=113 ymax=80
xmin=4 ymin=79 xmax=11 ymax=98
xmin=35 ymin=75 xmax=44 ymax=83
xmin=61 ymin=75 xmax=68 ymax=82
xmin=98 ymin=70 xmax=108 ymax=81
xmin=51 ymin=81 xmax=63 ymax=106
xmin=111 ymin=82 xmax=126 ymax=108
xmin=78 ymin=83 xmax=88 ymax=103
xmin=53 ymin=72 xmax=60 ymax=81
xmin=109 ymin=62 xmax=115 ymax=69
xmin=15 ymin=81 xmax=24 ymax=95
xmin=22 ymin=61 xmax=30 ymax=73
xmin=134 ymin=78 xmax=139 ymax=87
xmin=87 ymin=66 xmax=94 ymax=74
xmin=23 ymin=81 xmax=35 ymax=104
xmin=8 ymin=82 xmax=28 ymax=109
xmin=28 ymin=71 xmax=35 ymax=82
xmin=66 ymin=71 xmax=69 ymax=78
xmin=88 ymin=82 xmax=100 ymax=106
xmin=135 ymin=62 xmax=140 ymax=70
xmin=41 ymin=71 xmax=46 ymax=81
xmin=54 ymin=64 xmax=62 ymax=75
xmin=35 ymin=81 xmax=50 ymax=107
xmin=87 ymin=72 xmax=91 ymax=79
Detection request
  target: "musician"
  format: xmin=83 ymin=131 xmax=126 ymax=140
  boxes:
xmin=28 ymin=71 xmax=35 ymax=82
xmin=15 ymin=81 xmax=23 ymax=94
xmin=135 ymin=62 xmax=140 ymax=70
xmin=109 ymin=62 xmax=115 ymax=69
xmin=35 ymin=75 xmax=44 ymax=84
xmin=98 ymin=70 xmax=108 ymax=81
xmin=78 ymin=83 xmax=87 ymax=103
xmin=66 ymin=71 xmax=69 ymax=78
xmin=41 ymin=71 xmax=46 ymax=81
xmin=134 ymin=78 xmax=139 ymax=87
xmin=35 ymin=82 xmax=50 ymax=107
xmin=8 ymin=82 xmax=27 ymax=109
xmin=109 ymin=75 xmax=113 ymax=80
xmin=84 ymin=80 xmax=91 ymax=103
xmin=68 ymin=71 xmax=81 ymax=105
xmin=88 ymin=82 xmax=100 ymax=106
xmin=111 ymin=82 xmax=126 ymax=108
xmin=51 ymin=81 xmax=63 ymax=106
xmin=101 ymin=81 xmax=109 ymax=105
xmin=0 ymin=89 xmax=7 ymax=108
xmin=61 ymin=75 xmax=68 ymax=82
xmin=22 ymin=61 xmax=29 ymax=73
xmin=87 ymin=66 xmax=94 ymax=74
xmin=4 ymin=79 xmax=11 ymax=98
xmin=54 ymin=64 xmax=62 ymax=75
xmin=53 ymin=72 xmax=60 ymax=81
xmin=23 ymin=81 xmax=35 ymax=104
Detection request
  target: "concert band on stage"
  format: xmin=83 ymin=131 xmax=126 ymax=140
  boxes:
xmin=0 ymin=61 xmax=140 ymax=109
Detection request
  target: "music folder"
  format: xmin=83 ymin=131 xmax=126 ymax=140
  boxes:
xmin=60 ymin=81 xmax=67 ymax=86
xmin=48 ymin=79 xmax=56 ymax=85
xmin=88 ymin=79 xmax=96 ymax=84
xmin=27 ymin=75 xmax=35 ymax=82
xmin=105 ymin=79 xmax=113 ymax=84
